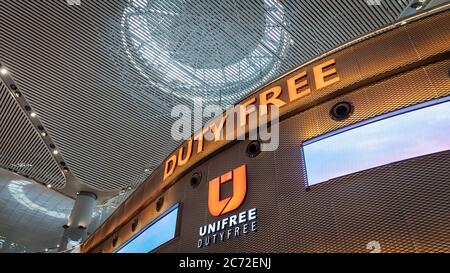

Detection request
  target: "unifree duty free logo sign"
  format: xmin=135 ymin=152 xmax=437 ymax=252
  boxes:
xmin=208 ymin=164 xmax=247 ymax=217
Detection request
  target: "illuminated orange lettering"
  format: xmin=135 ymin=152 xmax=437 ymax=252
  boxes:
xmin=313 ymin=58 xmax=340 ymax=89
xmin=239 ymin=98 xmax=256 ymax=127
xmin=194 ymin=127 xmax=209 ymax=154
xmin=163 ymin=60 xmax=340 ymax=182
xmin=287 ymin=70 xmax=310 ymax=102
xmin=259 ymin=86 xmax=286 ymax=116
xmin=209 ymin=114 xmax=228 ymax=141
xmin=163 ymin=154 xmax=177 ymax=181
xmin=177 ymin=138 xmax=193 ymax=166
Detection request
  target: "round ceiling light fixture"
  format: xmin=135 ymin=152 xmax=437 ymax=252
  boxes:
xmin=121 ymin=0 xmax=290 ymax=103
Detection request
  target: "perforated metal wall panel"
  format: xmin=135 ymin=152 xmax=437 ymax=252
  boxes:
xmin=158 ymin=62 xmax=450 ymax=253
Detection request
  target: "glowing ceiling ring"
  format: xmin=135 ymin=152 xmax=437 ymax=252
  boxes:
xmin=120 ymin=0 xmax=290 ymax=102
xmin=8 ymin=180 xmax=70 ymax=219
xmin=7 ymin=180 xmax=100 ymax=220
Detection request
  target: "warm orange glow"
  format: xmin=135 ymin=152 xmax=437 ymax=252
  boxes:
xmin=239 ymin=98 xmax=257 ymax=127
xmin=259 ymin=86 xmax=287 ymax=116
xmin=287 ymin=70 xmax=310 ymax=102
xmin=194 ymin=127 xmax=209 ymax=154
xmin=177 ymin=138 xmax=193 ymax=166
xmin=163 ymin=154 xmax=177 ymax=181
xmin=162 ymin=59 xmax=341 ymax=182
xmin=208 ymin=164 xmax=247 ymax=217
xmin=210 ymin=114 xmax=228 ymax=141
xmin=313 ymin=58 xmax=340 ymax=90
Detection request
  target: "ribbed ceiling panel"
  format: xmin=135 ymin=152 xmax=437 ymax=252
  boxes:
xmin=0 ymin=81 xmax=66 ymax=189
xmin=0 ymin=0 xmax=409 ymax=194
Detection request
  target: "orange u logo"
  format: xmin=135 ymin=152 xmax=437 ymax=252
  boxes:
xmin=208 ymin=164 xmax=247 ymax=217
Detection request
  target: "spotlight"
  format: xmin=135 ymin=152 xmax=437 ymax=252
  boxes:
xmin=0 ymin=68 xmax=8 ymax=75
xmin=330 ymin=102 xmax=354 ymax=121
xmin=47 ymin=184 xmax=52 ymax=189
xmin=52 ymin=150 xmax=59 ymax=155
xmin=41 ymin=132 xmax=47 ymax=137
xmin=30 ymin=112 xmax=37 ymax=118
xmin=190 ymin=172 xmax=202 ymax=188
xmin=246 ymin=141 xmax=261 ymax=158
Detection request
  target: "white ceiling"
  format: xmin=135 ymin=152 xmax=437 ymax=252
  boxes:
xmin=0 ymin=168 xmax=120 ymax=253
xmin=0 ymin=168 xmax=72 ymax=253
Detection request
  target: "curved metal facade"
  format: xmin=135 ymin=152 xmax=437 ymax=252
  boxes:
xmin=82 ymin=7 xmax=450 ymax=253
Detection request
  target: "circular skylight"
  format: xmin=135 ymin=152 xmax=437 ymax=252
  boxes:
xmin=121 ymin=0 xmax=290 ymax=103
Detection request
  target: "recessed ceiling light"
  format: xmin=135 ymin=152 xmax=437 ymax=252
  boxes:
xmin=41 ymin=132 xmax=47 ymax=137
xmin=30 ymin=112 xmax=37 ymax=118
xmin=0 ymin=68 xmax=8 ymax=75
xmin=47 ymin=184 xmax=52 ymax=188
xmin=52 ymin=150 xmax=59 ymax=155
